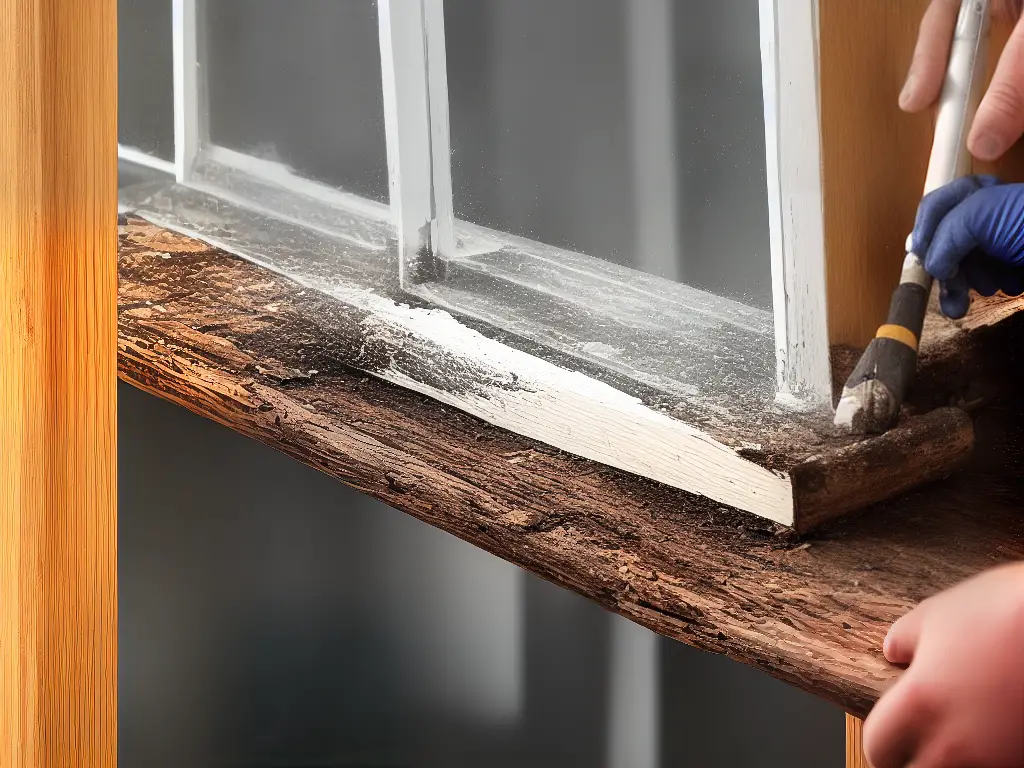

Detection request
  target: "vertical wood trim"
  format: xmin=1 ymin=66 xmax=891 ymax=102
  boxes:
xmin=173 ymin=0 xmax=201 ymax=183
xmin=378 ymin=0 xmax=456 ymax=287
xmin=846 ymin=714 xmax=869 ymax=768
xmin=819 ymin=0 xmax=934 ymax=349
xmin=0 ymin=0 xmax=118 ymax=765
xmin=760 ymin=0 xmax=833 ymax=403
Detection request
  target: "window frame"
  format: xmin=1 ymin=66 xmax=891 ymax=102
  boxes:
xmin=172 ymin=0 xmax=201 ymax=185
xmin=759 ymin=0 xmax=832 ymax=403
xmin=374 ymin=0 xmax=832 ymax=403
xmin=116 ymin=0 xmax=836 ymax=527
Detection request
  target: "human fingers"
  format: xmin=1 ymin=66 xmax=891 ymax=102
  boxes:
xmin=961 ymin=251 xmax=1024 ymax=296
xmin=969 ymin=12 xmax=1024 ymax=160
xmin=884 ymin=602 xmax=930 ymax=665
xmin=939 ymin=271 xmax=972 ymax=319
xmin=901 ymin=0 xmax=962 ymax=112
xmin=863 ymin=674 xmax=939 ymax=768
xmin=922 ymin=198 xmax=983 ymax=281
xmin=912 ymin=175 xmax=997 ymax=257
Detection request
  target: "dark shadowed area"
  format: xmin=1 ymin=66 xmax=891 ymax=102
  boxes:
xmin=119 ymin=382 xmax=841 ymax=767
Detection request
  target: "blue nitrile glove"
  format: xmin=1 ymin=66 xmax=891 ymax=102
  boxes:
xmin=911 ymin=175 xmax=1024 ymax=319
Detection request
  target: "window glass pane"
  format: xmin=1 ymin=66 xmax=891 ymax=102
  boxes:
xmin=673 ymin=1 xmax=770 ymax=309
xmin=119 ymin=0 xmax=175 ymax=162
xmin=203 ymin=0 xmax=388 ymax=203
xmin=444 ymin=0 xmax=771 ymax=310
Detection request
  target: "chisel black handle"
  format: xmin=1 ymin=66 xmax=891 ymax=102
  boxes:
xmin=834 ymin=255 xmax=931 ymax=434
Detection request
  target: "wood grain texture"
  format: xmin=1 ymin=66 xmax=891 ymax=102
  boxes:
xmin=0 ymin=1 xmax=117 ymax=766
xmin=820 ymin=3 xmax=1024 ymax=348
xmin=116 ymin=219 xmax=1024 ymax=717
xmin=820 ymin=0 xmax=935 ymax=348
xmin=128 ymin=178 xmax=811 ymax=526
xmin=123 ymin=179 xmax=1001 ymax=531
xmin=846 ymin=715 xmax=868 ymax=768
xmin=791 ymin=406 xmax=974 ymax=533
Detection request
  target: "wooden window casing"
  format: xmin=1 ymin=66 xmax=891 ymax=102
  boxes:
xmin=1 ymin=0 xmax=118 ymax=764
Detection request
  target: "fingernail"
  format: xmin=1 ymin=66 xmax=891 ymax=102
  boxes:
xmin=973 ymin=131 xmax=1006 ymax=161
xmin=899 ymin=74 xmax=917 ymax=110
xmin=882 ymin=634 xmax=894 ymax=660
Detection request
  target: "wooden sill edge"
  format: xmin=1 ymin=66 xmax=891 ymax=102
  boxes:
xmin=118 ymin=216 xmax=1024 ymax=718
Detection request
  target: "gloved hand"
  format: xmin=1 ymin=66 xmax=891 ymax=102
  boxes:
xmin=911 ymin=175 xmax=1024 ymax=319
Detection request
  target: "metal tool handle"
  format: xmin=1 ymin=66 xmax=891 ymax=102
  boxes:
xmin=834 ymin=0 xmax=991 ymax=434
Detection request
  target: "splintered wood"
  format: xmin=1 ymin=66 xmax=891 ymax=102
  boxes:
xmin=117 ymin=218 xmax=1024 ymax=715
xmin=792 ymin=407 xmax=974 ymax=532
xmin=118 ymin=215 xmax=1016 ymax=531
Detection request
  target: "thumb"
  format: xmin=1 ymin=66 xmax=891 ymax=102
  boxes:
xmin=969 ymin=14 xmax=1024 ymax=161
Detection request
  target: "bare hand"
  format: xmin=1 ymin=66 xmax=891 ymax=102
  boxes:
xmin=863 ymin=562 xmax=1024 ymax=768
xmin=901 ymin=0 xmax=1024 ymax=161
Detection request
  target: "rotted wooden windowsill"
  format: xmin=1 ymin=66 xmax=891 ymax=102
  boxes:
xmin=117 ymin=216 xmax=1024 ymax=718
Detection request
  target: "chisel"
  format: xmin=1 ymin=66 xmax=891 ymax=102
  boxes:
xmin=835 ymin=0 xmax=991 ymax=434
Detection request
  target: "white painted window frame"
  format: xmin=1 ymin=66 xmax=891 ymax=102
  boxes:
xmin=378 ymin=0 xmax=455 ymax=286
xmin=759 ymin=0 xmax=832 ymax=404
xmin=119 ymin=0 xmax=829 ymax=401
xmin=116 ymin=144 xmax=177 ymax=176
xmin=375 ymin=0 xmax=832 ymax=404
xmin=172 ymin=0 xmax=202 ymax=185
xmin=116 ymin=0 xmax=201 ymax=180
xmin=117 ymin=0 xmax=833 ymax=527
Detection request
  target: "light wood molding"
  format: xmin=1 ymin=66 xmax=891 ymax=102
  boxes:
xmin=0 ymin=0 xmax=117 ymax=766
xmin=846 ymin=714 xmax=869 ymax=768
xmin=820 ymin=0 xmax=934 ymax=348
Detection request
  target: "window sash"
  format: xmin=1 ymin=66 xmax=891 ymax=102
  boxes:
xmin=118 ymin=0 xmax=831 ymax=407
xmin=376 ymin=0 xmax=830 ymax=404
xmin=759 ymin=0 xmax=831 ymax=403
xmin=378 ymin=0 xmax=455 ymax=285
xmin=172 ymin=0 xmax=201 ymax=185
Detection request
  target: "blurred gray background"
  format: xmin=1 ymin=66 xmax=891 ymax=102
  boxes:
xmin=119 ymin=382 xmax=841 ymax=767
xmin=119 ymin=0 xmax=773 ymax=309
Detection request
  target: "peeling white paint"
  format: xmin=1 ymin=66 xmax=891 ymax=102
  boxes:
xmin=760 ymin=0 xmax=833 ymax=405
xmin=285 ymin=257 xmax=794 ymax=525
xmin=376 ymin=325 xmax=794 ymax=524
xmin=136 ymin=198 xmax=797 ymax=527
